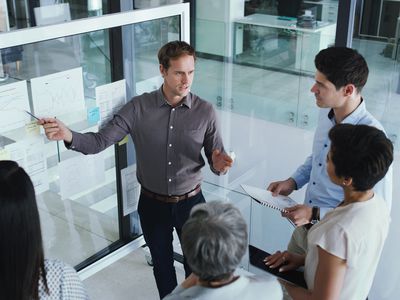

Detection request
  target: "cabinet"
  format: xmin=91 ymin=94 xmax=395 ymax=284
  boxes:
xmin=303 ymin=0 xmax=338 ymax=23
xmin=233 ymin=14 xmax=336 ymax=74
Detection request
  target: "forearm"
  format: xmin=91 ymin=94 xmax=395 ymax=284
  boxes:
xmin=66 ymin=131 xmax=117 ymax=154
xmin=204 ymin=110 xmax=225 ymax=174
xmin=291 ymin=155 xmax=313 ymax=189
xmin=67 ymin=116 xmax=129 ymax=154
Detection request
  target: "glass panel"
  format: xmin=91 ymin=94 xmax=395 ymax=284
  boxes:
xmin=129 ymin=15 xmax=180 ymax=94
xmin=232 ymin=3 xmax=337 ymax=128
xmin=0 ymin=28 xmax=117 ymax=266
xmin=233 ymin=20 xmax=335 ymax=77
xmin=0 ymin=0 xmax=110 ymax=31
xmin=123 ymin=14 xmax=181 ymax=238
xmin=193 ymin=0 xmax=339 ymax=277
xmin=134 ymin=0 xmax=183 ymax=9
xmin=352 ymin=1 xmax=400 ymax=298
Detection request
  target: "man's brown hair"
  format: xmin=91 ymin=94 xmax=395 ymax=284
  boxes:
xmin=158 ymin=40 xmax=196 ymax=70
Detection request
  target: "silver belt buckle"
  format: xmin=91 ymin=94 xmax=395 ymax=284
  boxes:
xmin=169 ymin=196 xmax=180 ymax=203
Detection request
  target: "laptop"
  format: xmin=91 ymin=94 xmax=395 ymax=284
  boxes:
xmin=248 ymin=245 xmax=307 ymax=288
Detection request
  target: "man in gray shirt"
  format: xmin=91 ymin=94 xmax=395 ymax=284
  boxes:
xmin=39 ymin=41 xmax=233 ymax=299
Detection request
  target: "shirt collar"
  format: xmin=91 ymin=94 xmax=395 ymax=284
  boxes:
xmin=157 ymin=85 xmax=192 ymax=108
xmin=327 ymin=98 xmax=366 ymax=124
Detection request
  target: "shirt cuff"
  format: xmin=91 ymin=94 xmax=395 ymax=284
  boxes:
xmin=210 ymin=164 xmax=223 ymax=176
xmin=291 ymin=172 xmax=307 ymax=190
xmin=64 ymin=131 xmax=77 ymax=150
xmin=64 ymin=141 xmax=73 ymax=149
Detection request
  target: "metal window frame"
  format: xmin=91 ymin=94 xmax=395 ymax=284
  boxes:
xmin=0 ymin=3 xmax=190 ymax=48
xmin=335 ymin=0 xmax=357 ymax=47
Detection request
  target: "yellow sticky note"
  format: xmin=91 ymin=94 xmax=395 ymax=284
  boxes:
xmin=25 ymin=121 xmax=40 ymax=136
xmin=118 ymin=135 xmax=129 ymax=146
xmin=0 ymin=148 xmax=11 ymax=161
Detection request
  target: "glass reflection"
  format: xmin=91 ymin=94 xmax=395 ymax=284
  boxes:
xmin=0 ymin=28 xmax=116 ymax=266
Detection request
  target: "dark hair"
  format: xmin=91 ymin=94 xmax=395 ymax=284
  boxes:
xmin=158 ymin=40 xmax=196 ymax=70
xmin=0 ymin=160 xmax=48 ymax=300
xmin=328 ymin=124 xmax=393 ymax=191
xmin=315 ymin=47 xmax=369 ymax=92
xmin=181 ymin=201 xmax=247 ymax=282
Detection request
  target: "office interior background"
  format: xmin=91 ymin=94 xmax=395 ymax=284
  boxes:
xmin=0 ymin=0 xmax=399 ymax=299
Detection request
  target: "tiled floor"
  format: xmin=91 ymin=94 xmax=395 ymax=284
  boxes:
xmin=83 ymin=247 xmax=185 ymax=300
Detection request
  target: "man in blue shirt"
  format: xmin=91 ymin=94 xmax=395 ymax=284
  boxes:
xmin=267 ymin=47 xmax=393 ymax=254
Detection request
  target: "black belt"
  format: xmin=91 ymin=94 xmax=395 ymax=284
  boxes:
xmin=141 ymin=184 xmax=201 ymax=203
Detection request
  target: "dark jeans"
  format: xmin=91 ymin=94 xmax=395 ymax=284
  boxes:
xmin=138 ymin=190 xmax=205 ymax=299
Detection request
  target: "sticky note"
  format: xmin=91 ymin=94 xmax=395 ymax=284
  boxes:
xmin=25 ymin=120 xmax=40 ymax=136
xmin=0 ymin=148 xmax=10 ymax=160
xmin=118 ymin=135 xmax=129 ymax=146
xmin=87 ymin=107 xmax=100 ymax=124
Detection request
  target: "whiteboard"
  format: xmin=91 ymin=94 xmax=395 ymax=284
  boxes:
xmin=30 ymin=67 xmax=85 ymax=117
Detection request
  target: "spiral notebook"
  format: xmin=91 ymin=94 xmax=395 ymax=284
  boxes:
xmin=241 ymin=184 xmax=298 ymax=213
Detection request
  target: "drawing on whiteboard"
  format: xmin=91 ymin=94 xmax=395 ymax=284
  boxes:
xmin=5 ymin=138 xmax=49 ymax=195
xmin=30 ymin=67 xmax=85 ymax=117
xmin=0 ymin=80 xmax=31 ymax=133
xmin=95 ymin=79 xmax=127 ymax=127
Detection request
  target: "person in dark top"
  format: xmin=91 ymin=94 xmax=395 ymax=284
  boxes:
xmin=39 ymin=41 xmax=233 ymax=299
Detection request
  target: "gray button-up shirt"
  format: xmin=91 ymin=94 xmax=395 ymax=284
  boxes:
xmin=68 ymin=87 xmax=225 ymax=195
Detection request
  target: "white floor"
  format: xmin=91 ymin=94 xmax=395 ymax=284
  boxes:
xmin=83 ymin=247 xmax=185 ymax=300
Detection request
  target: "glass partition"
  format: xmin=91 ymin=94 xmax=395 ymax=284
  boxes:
xmin=124 ymin=12 xmax=186 ymax=256
xmin=1 ymin=0 xmax=111 ymax=30
xmin=193 ymin=1 xmax=398 ymax=298
xmin=233 ymin=16 xmax=336 ymax=76
xmin=130 ymin=15 xmax=181 ymax=95
xmin=195 ymin=0 xmax=337 ymax=129
xmin=193 ymin=0 xmax=339 ymax=277
xmin=0 ymin=3 xmax=190 ymax=268
xmin=0 ymin=29 xmax=115 ymax=267
xmin=352 ymin=1 xmax=400 ymax=298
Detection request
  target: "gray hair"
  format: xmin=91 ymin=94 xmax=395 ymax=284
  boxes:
xmin=181 ymin=201 xmax=248 ymax=281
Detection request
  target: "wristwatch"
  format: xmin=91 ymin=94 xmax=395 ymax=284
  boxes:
xmin=310 ymin=206 xmax=320 ymax=225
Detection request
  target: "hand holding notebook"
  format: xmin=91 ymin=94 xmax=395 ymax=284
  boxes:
xmin=241 ymin=184 xmax=298 ymax=213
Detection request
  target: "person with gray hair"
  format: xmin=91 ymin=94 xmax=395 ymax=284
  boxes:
xmin=164 ymin=201 xmax=282 ymax=299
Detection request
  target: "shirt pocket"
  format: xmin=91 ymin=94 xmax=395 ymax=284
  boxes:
xmin=179 ymin=128 xmax=205 ymax=158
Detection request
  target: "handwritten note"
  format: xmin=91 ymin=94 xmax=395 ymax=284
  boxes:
xmin=95 ymin=79 xmax=126 ymax=127
xmin=121 ymin=164 xmax=140 ymax=216
xmin=0 ymin=81 xmax=30 ymax=133
xmin=31 ymin=67 xmax=85 ymax=117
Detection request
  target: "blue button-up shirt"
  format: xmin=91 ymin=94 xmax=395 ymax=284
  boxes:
xmin=291 ymin=100 xmax=393 ymax=218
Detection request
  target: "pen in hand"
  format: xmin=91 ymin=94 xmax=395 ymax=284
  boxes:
xmin=24 ymin=110 xmax=40 ymax=121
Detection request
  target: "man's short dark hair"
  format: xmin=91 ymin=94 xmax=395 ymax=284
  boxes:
xmin=158 ymin=40 xmax=196 ymax=70
xmin=315 ymin=47 xmax=369 ymax=92
xmin=328 ymin=124 xmax=393 ymax=191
